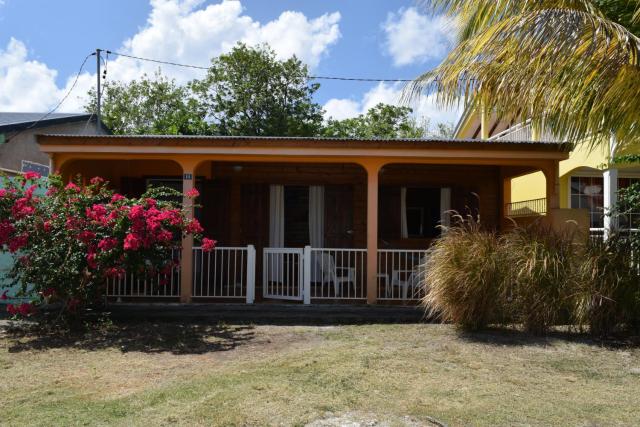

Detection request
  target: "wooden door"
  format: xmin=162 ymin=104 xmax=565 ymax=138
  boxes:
xmin=324 ymin=185 xmax=354 ymax=248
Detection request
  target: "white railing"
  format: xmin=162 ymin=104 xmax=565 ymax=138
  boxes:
xmin=105 ymin=248 xmax=181 ymax=298
xmin=192 ymin=245 xmax=255 ymax=303
xmin=377 ymin=249 xmax=430 ymax=301
xmin=306 ymin=247 xmax=367 ymax=300
xmin=489 ymin=119 xmax=560 ymax=142
xmin=263 ymin=247 xmax=304 ymax=301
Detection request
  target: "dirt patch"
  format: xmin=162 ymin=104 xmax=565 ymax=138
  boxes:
xmin=305 ymin=412 xmax=443 ymax=427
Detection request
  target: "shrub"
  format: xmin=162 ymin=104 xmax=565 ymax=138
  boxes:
xmin=0 ymin=173 xmax=215 ymax=320
xmin=504 ymin=225 xmax=578 ymax=335
xmin=574 ymin=234 xmax=640 ymax=336
xmin=422 ymin=215 xmax=508 ymax=331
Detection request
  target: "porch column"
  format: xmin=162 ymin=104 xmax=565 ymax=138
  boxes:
xmin=604 ymin=134 xmax=619 ymax=238
xmin=364 ymin=162 xmax=382 ymax=305
xmin=603 ymin=168 xmax=619 ymax=237
xmin=543 ymin=161 xmax=561 ymax=211
xmin=179 ymin=160 xmax=198 ymax=303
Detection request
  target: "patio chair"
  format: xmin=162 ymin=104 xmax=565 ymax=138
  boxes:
xmin=318 ymin=252 xmax=356 ymax=297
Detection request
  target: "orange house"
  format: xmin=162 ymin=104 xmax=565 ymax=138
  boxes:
xmin=37 ymin=134 xmax=574 ymax=305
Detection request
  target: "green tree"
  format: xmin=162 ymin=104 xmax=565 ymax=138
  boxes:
xmin=322 ymin=103 xmax=427 ymax=138
xmin=409 ymin=0 xmax=640 ymax=149
xmin=86 ymin=72 xmax=209 ymax=135
xmin=191 ymin=43 xmax=324 ymax=137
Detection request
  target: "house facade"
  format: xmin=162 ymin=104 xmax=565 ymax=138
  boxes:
xmin=0 ymin=112 xmax=108 ymax=177
xmin=455 ymin=110 xmax=640 ymax=236
xmin=36 ymin=134 xmax=575 ymax=305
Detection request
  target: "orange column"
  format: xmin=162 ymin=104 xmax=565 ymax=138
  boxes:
xmin=179 ymin=160 xmax=198 ymax=303
xmin=363 ymin=161 xmax=382 ymax=304
xmin=543 ymin=161 xmax=561 ymax=211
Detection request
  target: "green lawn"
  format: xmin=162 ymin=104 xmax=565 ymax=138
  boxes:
xmin=1 ymin=321 xmax=639 ymax=426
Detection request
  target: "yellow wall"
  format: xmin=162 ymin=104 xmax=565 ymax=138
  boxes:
xmin=512 ymin=141 xmax=609 ymax=205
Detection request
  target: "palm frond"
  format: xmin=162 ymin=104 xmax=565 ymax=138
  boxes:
xmin=406 ymin=6 xmax=640 ymax=149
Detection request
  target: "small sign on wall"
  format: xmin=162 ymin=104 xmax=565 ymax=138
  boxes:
xmin=183 ymin=173 xmax=193 ymax=180
xmin=21 ymin=160 xmax=50 ymax=177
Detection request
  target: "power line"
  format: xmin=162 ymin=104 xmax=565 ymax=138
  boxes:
xmin=104 ymin=49 xmax=416 ymax=82
xmin=7 ymin=52 xmax=95 ymax=143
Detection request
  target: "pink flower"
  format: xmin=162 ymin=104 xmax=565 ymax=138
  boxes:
xmin=0 ymin=189 xmax=7 ymax=198
xmin=23 ymin=171 xmax=41 ymax=180
xmin=201 ymin=238 xmax=217 ymax=252
xmin=86 ymin=252 xmax=97 ymax=269
xmin=86 ymin=204 xmax=108 ymax=222
xmin=105 ymin=267 xmax=126 ymax=278
xmin=6 ymin=304 xmax=17 ymax=315
xmin=0 ymin=221 xmax=15 ymax=244
xmin=43 ymin=221 xmax=52 ymax=232
xmin=98 ymin=237 xmax=118 ymax=251
xmin=110 ymin=194 xmax=125 ymax=203
xmin=123 ymin=233 xmax=141 ymax=251
xmin=1 ymin=290 xmax=8 ymax=300
xmin=8 ymin=234 xmax=28 ymax=253
xmin=11 ymin=197 xmax=35 ymax=219
xmin=185 ymin=218 xmax=203 ymax=234
xmin=45 ymin=186 xmax=58 ymax=196
xmin=78 ymin=230 xmax=96 ymax=244
xmin=186 ymin=188 xmax=200 ymax=198
xmin=65 ymin=182 xmax=80 ymax=192
xmin=146 ymin=198 xmax=157 ymax=208
xmin=89 ymin=176 xmax=105 ymax=185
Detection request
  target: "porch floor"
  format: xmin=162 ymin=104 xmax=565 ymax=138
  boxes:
xmin=106 ymin=303 xmax=425 ymax=324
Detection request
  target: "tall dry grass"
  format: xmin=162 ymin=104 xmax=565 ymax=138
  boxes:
xmin=504 ymin=225 xmax=578 ymax=335
xmin=574 ymin=235 xmax=640 ymax=336
xmin=422 ymin=215 xmax=508 ymax=331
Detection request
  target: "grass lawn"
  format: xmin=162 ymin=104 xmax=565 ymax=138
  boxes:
xmin=1 ymin=320 xmax=639 ymax=426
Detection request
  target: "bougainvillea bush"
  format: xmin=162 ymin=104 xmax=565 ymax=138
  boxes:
xmin=0 ymin=172 xmax=215 ymax=319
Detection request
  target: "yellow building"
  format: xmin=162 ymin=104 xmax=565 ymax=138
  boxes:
xmin=455 ymin=109 xmax=640 ymax=234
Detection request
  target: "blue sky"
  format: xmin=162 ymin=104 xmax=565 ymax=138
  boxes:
xmin=0 ymin=0 xmax=460 ymax=124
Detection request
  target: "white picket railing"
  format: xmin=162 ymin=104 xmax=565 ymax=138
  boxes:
xmin=192 ymin=245 xmax=255 ymax=303
xmin=263 ymin=247 xmax=304 ymax=301
xmin=105 ymin=248 xmax=181 ymax=298
xmin=377 ymin=249 xmax=430 ymax=301
xmin=306 ymin=247 xmax=367 ymax=300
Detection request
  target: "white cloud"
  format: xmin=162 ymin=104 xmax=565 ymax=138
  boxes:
xmin=0 ymin=38 xmax=65 ymax=112
xmin=383 ymin=7 xmax=456 ymax=67
xmin=323 ymin=82 xmax=462 ymax=126
xmin=0 ymin=0 xmax=341 ymax=112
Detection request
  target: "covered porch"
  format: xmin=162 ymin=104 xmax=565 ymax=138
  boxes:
xmin=39 ymin=134 xmax=571 ymax=305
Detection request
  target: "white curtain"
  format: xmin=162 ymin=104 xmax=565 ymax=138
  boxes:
xmin=400 ymin=187 xmax=409 ymax=239
xmin=308 ymin=185 xmax=325 ymax=281
xmin=440 ymin=187 xmax=452 ymax=232
xmin=269 ymin=185 xmax=285 ymax=282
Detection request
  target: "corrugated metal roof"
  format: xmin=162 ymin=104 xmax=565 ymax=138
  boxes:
xmin=38 ymin=133 xmax=568 ymax=147
xmin=0 ymin=112 xmax=89 ymax=127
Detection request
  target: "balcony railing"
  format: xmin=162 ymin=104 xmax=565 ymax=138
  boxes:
xmin=489 ymin=119 xmax=560 ymax=142
xmin=506 ymin=198 xmax=547 ymax=217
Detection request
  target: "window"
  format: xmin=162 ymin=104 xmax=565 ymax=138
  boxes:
xmin=570 ymin=176 xmax=640 ymax=229
xmin=570 ymin=176 xmax=604 ymax=228
xmin=406 ymin=188 xmax=441 ymax=238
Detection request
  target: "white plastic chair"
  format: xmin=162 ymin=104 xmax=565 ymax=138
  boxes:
xmin=318 ymin=252 xmax=356 ymax=297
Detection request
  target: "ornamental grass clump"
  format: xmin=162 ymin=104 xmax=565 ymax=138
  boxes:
xmin=574 ymin=233 xmax=640 ymax=336
xmin=422 ymin=214 xmax=508 ymax=331
xmin=505 ymin=225 xmax=578 ymax=335
xmin=0 ymin=172 xmax=216 ymax=321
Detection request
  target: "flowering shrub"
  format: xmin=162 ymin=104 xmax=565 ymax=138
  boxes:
xmin=0 ymin=172 xmax=215 ymax=318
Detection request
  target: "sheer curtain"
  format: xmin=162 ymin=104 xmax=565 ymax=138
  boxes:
xmin=440 ymin=187 xmax=452 ymax=232
xmin=269 ymin=185 xmax=285 ymax=282
xmin=400 ymin=187 xmax=409 ymax=239
xmin=308 ymin=185 xmax=324 ymax=281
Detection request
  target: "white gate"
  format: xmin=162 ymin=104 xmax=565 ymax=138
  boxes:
xmin=263 ymin=248 xmax=304 ymax=301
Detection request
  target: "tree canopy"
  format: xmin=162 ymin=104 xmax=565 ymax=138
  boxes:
xmin=408 ymin=0 xmax=640 ymax=150
xmin=87 ymin=43 xmax=454 ymax=139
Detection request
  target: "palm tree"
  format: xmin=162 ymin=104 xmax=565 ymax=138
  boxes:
xmin=406 ymin=1 xmax=640 ymax=149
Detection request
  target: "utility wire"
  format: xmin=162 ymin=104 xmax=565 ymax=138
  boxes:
xmin=7 ymin=52 xmax=95 ymax=143
xmin=104 ymin=49 xmax=416 ymax=82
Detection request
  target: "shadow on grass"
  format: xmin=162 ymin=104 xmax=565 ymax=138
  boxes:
xmin=457 ymin=326 xmax=640 ymax=349
xmin=3 ymin=320 xmax=256 ymax=355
